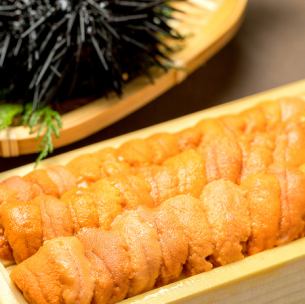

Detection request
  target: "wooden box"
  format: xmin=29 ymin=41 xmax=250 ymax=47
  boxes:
xmin=1 ymin=79 xmax=305 ymax=303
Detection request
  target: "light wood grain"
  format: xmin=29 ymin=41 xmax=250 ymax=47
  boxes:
xmin=1 ymin=78 xmax=305 ymax=179
xmin=0 ymin=0 xmax=247 ymax=157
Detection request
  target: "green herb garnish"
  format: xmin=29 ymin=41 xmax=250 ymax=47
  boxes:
xmin=0 ymin=104 xmax=23 ymax=131
xmin=22 ymin=104 xmax=62 ymax=164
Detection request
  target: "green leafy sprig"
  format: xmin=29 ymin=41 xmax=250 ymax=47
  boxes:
xmin=0 ymin=104 xmax=23 ymax=131
xmin=0 ymin=103 xmax=62 ymax=163
xmin=22 ymin=105 xmax=62 ymax=164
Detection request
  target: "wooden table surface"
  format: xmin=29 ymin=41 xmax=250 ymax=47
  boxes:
xmin=1 ymin=0 xmax=305 ymax=173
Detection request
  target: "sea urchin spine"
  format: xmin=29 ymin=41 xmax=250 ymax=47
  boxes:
xmin=0 ymin=0 xmax=182 ymax=108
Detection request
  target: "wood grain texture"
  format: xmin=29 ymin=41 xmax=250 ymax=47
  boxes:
xmin=0 ymin=0 xmax=247 ymax=157
xmin=1 ymin=78 xmax=305 ymax=179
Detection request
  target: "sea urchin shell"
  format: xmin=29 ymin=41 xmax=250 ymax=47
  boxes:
xmin=0 ymin=0 xmax=182 ymax=108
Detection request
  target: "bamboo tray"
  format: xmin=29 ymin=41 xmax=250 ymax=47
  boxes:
xmin=1 ymin=79 xmax=305 ymax=303
xmin=0 ymin=0 xmax=247 ymax=157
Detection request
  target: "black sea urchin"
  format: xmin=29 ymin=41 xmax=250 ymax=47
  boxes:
xmin=0 ymin=0 xmax=182 ymax=109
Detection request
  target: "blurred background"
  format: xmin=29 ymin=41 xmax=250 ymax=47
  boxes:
xmin=1 ymin=0 xmax=305 ymax=172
